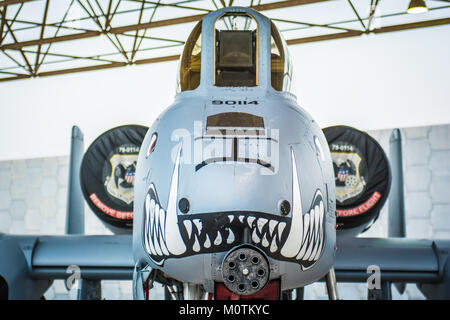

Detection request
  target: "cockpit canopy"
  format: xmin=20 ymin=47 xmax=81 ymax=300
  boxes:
xmin=177 ymin=8 xmax=293 ymax=94
xmin=214 ymin=13 xmax=258 ymax=87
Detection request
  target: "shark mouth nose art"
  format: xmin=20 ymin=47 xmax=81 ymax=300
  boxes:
xmin=143 ymin=146 xmax=325 ymax=270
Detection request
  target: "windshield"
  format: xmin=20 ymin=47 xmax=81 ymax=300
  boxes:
xmin=214 ymin=13 xmax=258 ymax=87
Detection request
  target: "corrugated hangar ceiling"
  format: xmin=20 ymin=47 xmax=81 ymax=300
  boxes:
xmin=0 ymin=0 xmax=449 ymax=82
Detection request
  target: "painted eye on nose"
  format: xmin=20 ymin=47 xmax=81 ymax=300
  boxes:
xmin=146 ymin=133 xmax=158 ymax=158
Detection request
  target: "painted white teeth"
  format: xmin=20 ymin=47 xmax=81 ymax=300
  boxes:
xmin=159 ymin=208 xmax=166 ymax=239
xmin=310 ymin=222 xmax=319 ymax=260
xmin=153 ymin=219 xmax=163 ymax=256
xmin=295 ymin=195 xmax=325 ymax=263
xmin=150 ymin=199 xmax=155 ymax=216
xmin=157 ymin=207 xmax=169 ymax=255
xmin=314 ymin=205 xmax=320 ymax=229
xmin=313 ymin=232 xmax=322 ymax=261
xmin=309 ymin=241 xmax=318 ymax=262
xmin=262 ymin=233 xmax=269 ymax=247
xmin=227 ymin=229 xmax=235 ymax=244
xmin=269 ymin=220 xmax=278 ymax=237
xmin=204 ymin=234 xmax=211 ymax=248
xmin=144 ymin=157 xmax=326 ymax=267
xmin=159 ymin=224 xmax=170 ymax=256
xmin=296 ymin=213 xmax=309 ymax=261
xmin=270 ymin=237 xmax=278 ymax=253
xmin=252 ymin=228 xmax=260 ymax=244
xmin=280 ymin=150 xmax=303 ymax=258
xmin=310 ymin=206 xmax=320 ymax=259
xmin=183 ymin=220 xmax=192 ymax=238
xmin=145 ymin=194 xmax=151 ymax=214
xmin=164 ymin=144 xmax=187 ymax=256
xmin=148 ymin=199 xmax=156 ymax=256
xmin=149 ymin=198 xmax=156 ymax=255
xmin=144 ymin=197 xmax=152 ymax=255
xmin=303 ymin=238 xmax=314 ymax=261
xmin=214 ymin=231 xmax=222 ymax=245
xmin=153 ymin=203 xmax=163 ymax=256
xmin=278 ymin=151 xmax=326 ymax=264
xmin=247 ymin=216 xmax=255 ymax=228
xmin=303 ymin=213 xmax=310 ymax=245
xmin=313 ymin=200 xmax=325 ymax=261
xmin=309 ymin=209 xmax=315 ymax=252
xmin=154 ymin=203 xmax=160 ymax=229
xmin=278 ymin=222 xmax=286 ymax=241
xmin=193 ymin=219 xmax=202 ymax=234
xmin=193 ymin=235 xmax=200 ymax=252
xmin=320 ymin=200 xmax=324 ymax=218
xmin=257 ymin=218 xmax=268 ymax=233
xmin=145 ymin=145 xmax=187 ymax=260
xmin=296 ymin=237 xmax=307 ymax=260
xmin=312 ymin=201 xmax=324 ymax=261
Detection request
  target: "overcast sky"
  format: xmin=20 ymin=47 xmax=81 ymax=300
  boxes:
xmin=0 ymin=23 xmax=449 ymax=161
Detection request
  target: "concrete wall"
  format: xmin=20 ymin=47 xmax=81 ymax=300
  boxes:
xmin=0 ymin=124 xmax=449 ymax=300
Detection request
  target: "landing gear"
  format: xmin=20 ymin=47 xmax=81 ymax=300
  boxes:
xmin=183 ymin=283 xmax=206 ymax=300
xmin=134 ymin=265 xmax=184 ymax=300
xmin=325 ymin=267 xmax=339 ymax=300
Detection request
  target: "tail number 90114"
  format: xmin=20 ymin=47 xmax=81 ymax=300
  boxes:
xmin=212 ymin=100 xmax=259 ymax=105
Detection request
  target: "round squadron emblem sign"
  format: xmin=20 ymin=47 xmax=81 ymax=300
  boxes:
xmin=330 ymin=142 xmax=368 ymax=205
xmin=103 ymin=144 xmax=139 ymax=206
xmin=80 ymin=125 xmax=148 ymax=232
xmin=323 ymin=126 xmax=391 ymax=233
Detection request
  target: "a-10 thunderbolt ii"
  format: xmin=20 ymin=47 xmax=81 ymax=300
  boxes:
xmin=1 ymin=6 xmax=449 ymax=301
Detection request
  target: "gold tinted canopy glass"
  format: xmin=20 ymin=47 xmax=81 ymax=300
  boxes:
xmin=179 ymin=22 xmax=202 ymax=92
xmin=270 ymin=22 xmax=293 ymax=93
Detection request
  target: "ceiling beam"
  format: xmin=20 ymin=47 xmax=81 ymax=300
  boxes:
xmin=1 ymin=1 xmax=450 ymax=81
xmin=250 ymin=0 xmax=329 ymax=12
xmin=134 ymin=54 xmax=180 ymax=65
xmin=0 ymin=0 xmax=35 ymax=7
xmin=3 ymin=15 xmax=449 ymax=82
xmin=0 ymin=54 xmax=181 ymax=81
xmin=286 ymin=30 xmax=364 ymax=45
xmin=372 ymin=17 xmax=450 ymax=34
xmin=109 ymin=12 xmax=206 ymax=34
xmin=1 ymin=30 xmax=101 ymax=50
xmin=286 ymin=17 xmax=450 ymax=45
xmin=0 ymin=0 xmax=330 ymax=49
xmin=0 ymin=73 xmax=31 ymax=81
xmin=37 ymin=61 xmax=128 ymax=77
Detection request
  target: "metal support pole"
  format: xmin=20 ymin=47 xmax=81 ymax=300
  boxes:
xmin=388 ymin=128 xmax=406 ymax=238
xmin=388 ymin=128 xmax=406 ymax=294
xmin=65 ymin=125 xmax=85 ymax=235
xmin=65 ymin=126 xmax=102 ymax=300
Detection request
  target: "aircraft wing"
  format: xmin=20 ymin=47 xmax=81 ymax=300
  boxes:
xmin=1 ymin=234 xmax=449 ymax=299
